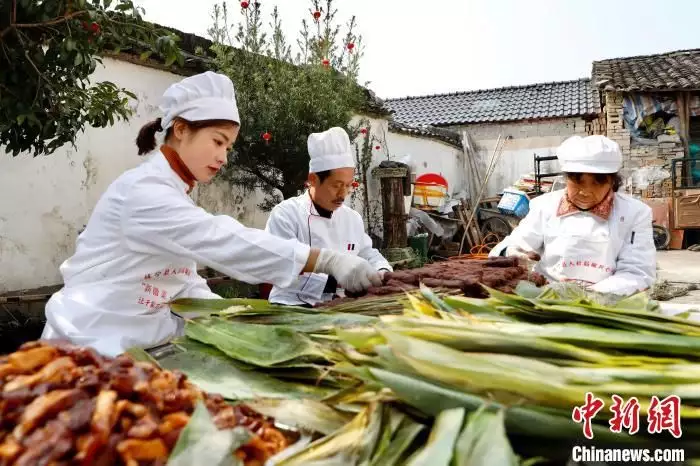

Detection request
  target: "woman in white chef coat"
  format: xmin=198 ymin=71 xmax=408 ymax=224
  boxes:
xmin=265 ymin=127 xmax=393 ymax=306
xmin=490 ymin=135 xmax=656 ymax=296
xmin=41 ymin=71 xmax=382 ymax=356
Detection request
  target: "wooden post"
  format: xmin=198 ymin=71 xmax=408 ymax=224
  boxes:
xmin=373 ymin=167 xmax=408 ymax=249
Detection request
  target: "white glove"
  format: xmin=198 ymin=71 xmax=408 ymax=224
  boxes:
xmin=314 ymin=249 xmax=383 ymax=293
xmin=505 ymin=246 xmax=541 ymax=262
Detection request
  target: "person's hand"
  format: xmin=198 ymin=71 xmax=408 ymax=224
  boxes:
xmin=314 ymin=249 xmax=383 ymax=293
xmin=505 ymin=246 xmax=541 ymax=262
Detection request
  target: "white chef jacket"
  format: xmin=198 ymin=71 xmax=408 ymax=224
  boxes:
xmin=41 ymin=151 xmax=310 ymax=356
xmin=489 ymin=190 xmax=656 ymax=296
xmin=265 ymin=193 xmax=392 ymax=306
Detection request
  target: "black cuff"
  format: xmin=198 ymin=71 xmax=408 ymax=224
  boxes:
xmin=324 ymin=275 xmax=338 ymax=294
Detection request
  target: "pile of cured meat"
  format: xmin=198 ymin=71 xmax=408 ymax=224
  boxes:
xmin=343 ymin=257 xmax=546 ymax=301
xmin=0 ymin=341 xmax=288 ymax=466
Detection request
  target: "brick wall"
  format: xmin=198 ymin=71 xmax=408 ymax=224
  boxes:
xmin=604 ymin=91 xmax=683 ymax=198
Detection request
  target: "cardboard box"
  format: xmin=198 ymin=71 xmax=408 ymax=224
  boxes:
xmin=673 ymin=189 xmax=700 ymax=229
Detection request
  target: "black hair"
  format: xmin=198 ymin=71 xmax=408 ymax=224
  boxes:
xmin=136 ymin=118 xmax=163 ymax=155
xmin=135 ymin=117 xmax=239 ymax=156
xmin=565 ymin=172 xmax=623 ymax=192
xmin=315 ymin=170 xmax=332 ymax=183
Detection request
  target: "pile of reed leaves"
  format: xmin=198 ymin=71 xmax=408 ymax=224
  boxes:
xmin=140 ymin=284 xmax=700 ymax=465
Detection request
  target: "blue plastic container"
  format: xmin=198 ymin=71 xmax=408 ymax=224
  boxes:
xmin=498 ymin=189 xmax=530 ymax=218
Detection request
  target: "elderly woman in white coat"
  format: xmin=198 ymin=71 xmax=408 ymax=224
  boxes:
xmin=41 ymin=72 xmax=382 ymax=356
xmin=490 ymin=135 xmax=656 ymax=296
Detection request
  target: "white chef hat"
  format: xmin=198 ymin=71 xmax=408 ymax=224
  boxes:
xmin=159 ymin=71 xmax=240 ymax=131
xmin=556 ymin=135 xmax=622 ymax=174
xmin=308 ymin=127 xmax=355 ymax=173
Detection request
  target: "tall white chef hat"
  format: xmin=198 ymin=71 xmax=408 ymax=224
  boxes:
xmin=556 ymin=135 xmax=622 ymax=174
xmin=308 ymin=127 xmax=355 ymax=173
xmin=159 ymin=71 xmax=240 ymax=131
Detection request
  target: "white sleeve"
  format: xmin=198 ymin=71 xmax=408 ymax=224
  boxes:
xmin=265 ymin=205 xmax=299 ymax=238
xmin=265 ymin=204 xmax=326 ymax=301
xmin=181 ymin=274 xmax=221 ymax=300
xmin=489 ymin=199 xmax=546 ymax=257
xmin=590 ymin=207 xmax=656 ymax=296
xmin=122 ymin=178 xmax=310 ymax=288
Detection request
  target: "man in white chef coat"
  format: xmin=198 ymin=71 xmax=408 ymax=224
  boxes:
xmin=265 ymin=127 xmax=393 ymax=306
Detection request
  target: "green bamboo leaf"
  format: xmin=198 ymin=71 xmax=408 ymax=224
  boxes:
xmin=379 ymin=317 xmax=611 ymax=363
xmin=366 ymin=407 xmax=406 ymax=464
xmin=167 ymin=401 xmax=250 ymax=466
xmin=405 ymin=408 xmax=464 ymax=466
xmin=157 ymin=339 xmax=331 ymax=400
xmin=232 ymin=310 xmax=376 ymax=334
xmin=379 ymin=330 xmax=582 ymax=408
xmin=514 ymin=281 xmax=543 ymax=299
xmin=171 ymin=297 xmax=299 ymax=315
xmin=367 ymin=368 xmax=631 ymax=444
xmin=453 ymin=407 xmax=518 ymax=466
xmin=245 ymin=399 xmax=352 ymax=435
xmin=490 ymin=321 xmax=700 ymax=357
xmin=185 ymin=317 xmax=327 ymax=367
xmin=369 ymin=418 xmax=426 ymax=466
xmin=125 ymin=347 xmax=160 ymax=367
xmin=276 ymin=403 xmax=382 ymax=466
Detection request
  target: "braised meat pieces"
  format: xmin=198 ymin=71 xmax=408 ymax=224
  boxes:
xmin=0 ymin=341 xmax=287 ymax=466
xmin=342 ymin=257 xmax=546 ymax=301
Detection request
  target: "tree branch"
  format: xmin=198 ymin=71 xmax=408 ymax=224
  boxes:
xmin=1 ymin=10 xmax=87 ymax=39
xmin=241 ymin=164 xmax=284 ymax=192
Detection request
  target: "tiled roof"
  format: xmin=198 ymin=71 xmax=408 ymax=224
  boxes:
xmin=385 ymin=79 xmax=599 ymax=126
xmin=592 ymin=49 xmax=700 ymax=92
xmin=388 ymin=121 xmax=462 ymax=148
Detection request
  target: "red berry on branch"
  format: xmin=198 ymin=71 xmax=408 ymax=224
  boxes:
xmin=262 ymin=132 xmax=272 ymax=141
xmin=375 ymin=145 xmax=381 ymax=150
xmin=352 ymin=181 xmax=360 ymax=188
xmin=91 ymin=23 xmax=100 ymax=34
xmin=360 ymin=128 xmax=368 ymax=135
xmin=313 ymin=11 xmax=322 ymax=20
xmin=347 ymin=43 xmax=355 ymax=52
xmin=82 ymin=21 xmax=90 ymax=30
xmin=322 ymin=58 xmax=330 ymax=67
xmin=241 ymin=1 xmax=249 ymax=8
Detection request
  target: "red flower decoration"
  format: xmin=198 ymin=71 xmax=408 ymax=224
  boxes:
xmin=313 ymin=10 xmax=322 ymax=20
xmin=322 ymin=58 xmax=330 ymax=67
xmin=347 ymin=43 xmax=355 ymax=52
xmin=360 ymin=128 xmax=368 ymax=135
xmin=262 ymin=132 xmax=272 ymax=141
xmin=91 ymin=22 xmax=100 ymax=34
xmin=241 ymin=1 xmax=249 ymax=8
xmin=375 ymin=145 xmax=381 ymax=150
xmin=352 ymin=181 xmax=360 ymax=188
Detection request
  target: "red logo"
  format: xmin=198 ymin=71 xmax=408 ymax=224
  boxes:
xmin=572 ymin=393 xmax=683 ymax=439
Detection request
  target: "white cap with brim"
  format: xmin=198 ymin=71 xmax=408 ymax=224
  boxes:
xmin=556 ymin=135 xmax=623 ymax=174
xmin=308 ymin=127 xmax=355 ymax=173
xmin=159 ymin=71 xmax=240 ymax=131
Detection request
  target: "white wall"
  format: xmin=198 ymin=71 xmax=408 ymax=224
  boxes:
xmin=0 ymin=58 xmax=264 ymax=293
xmin=346 ymin=115 xmax=466 ymax=238
xmin=0 ymin=58 xmax=464 ymax=293
xmin=454 ymin=118 xmax=588 ymax=197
